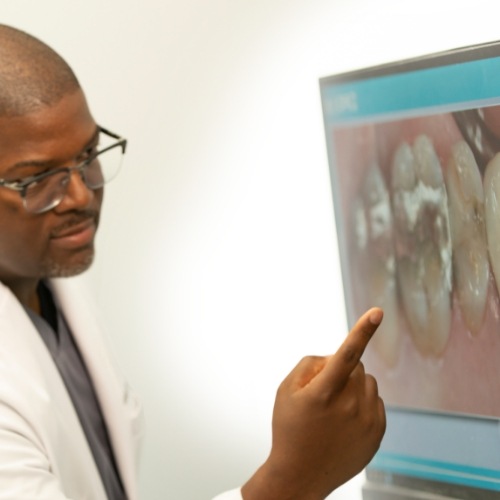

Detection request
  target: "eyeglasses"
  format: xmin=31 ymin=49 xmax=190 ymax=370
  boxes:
xmin=0 ymin=126 xmax=127 ymax=214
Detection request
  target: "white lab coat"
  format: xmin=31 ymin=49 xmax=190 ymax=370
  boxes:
xmin=0 ymin=278 xmax=242 ymax=500
xmin=0 ymin=278 xmax=143 ymax=499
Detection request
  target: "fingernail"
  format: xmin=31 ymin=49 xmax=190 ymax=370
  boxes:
xmin=369 ymin=308 xmax=383 ymax=325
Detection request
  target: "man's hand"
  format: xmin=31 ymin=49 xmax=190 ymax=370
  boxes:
xmin=241 ymin=308 xmax=386 ymax=500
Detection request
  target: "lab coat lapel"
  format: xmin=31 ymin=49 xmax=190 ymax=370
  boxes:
xmin=0 ymin=280 xmax=109 ymax=499
xmin=49 ymin=278 xmax=139 ymax=500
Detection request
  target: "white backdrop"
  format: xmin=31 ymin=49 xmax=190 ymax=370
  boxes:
xmin=2 ymin=1 xmax=499 ymax=499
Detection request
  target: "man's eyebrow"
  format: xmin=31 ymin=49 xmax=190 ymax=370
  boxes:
xmin=5 ymin=126 xmax=100 ymax=175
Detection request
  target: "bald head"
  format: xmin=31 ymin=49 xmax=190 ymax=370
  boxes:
xmin=0 ymin=24 xmax=80 ymax=117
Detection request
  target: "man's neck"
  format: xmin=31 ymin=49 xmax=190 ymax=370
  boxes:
xmin=4 ymin=278 xmax=41 ymax=314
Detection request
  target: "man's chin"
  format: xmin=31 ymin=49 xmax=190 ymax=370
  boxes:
xmin=42 ymin=252 xmax=95 ymax=279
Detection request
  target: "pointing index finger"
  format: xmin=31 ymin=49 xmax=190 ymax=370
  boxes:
xmin=322 ymin=307 xmax=383 ymax=392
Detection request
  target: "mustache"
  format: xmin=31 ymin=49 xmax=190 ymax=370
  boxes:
xmin=51 ymin=210 xmax=100 ymax=237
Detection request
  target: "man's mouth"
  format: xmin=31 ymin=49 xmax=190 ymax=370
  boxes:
xmin=51 ymin=215 xmax=98 ymax=249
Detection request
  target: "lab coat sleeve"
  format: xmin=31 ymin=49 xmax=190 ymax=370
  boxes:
xmin=212 ymin=488 xmax=243 ymax=499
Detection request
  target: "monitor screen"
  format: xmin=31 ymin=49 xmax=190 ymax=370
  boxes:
xmin=320 ymin=42 xmax=500 ymax=499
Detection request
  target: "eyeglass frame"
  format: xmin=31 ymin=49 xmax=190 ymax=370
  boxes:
xmin=0 ymin=125 xmax=127 ymax=213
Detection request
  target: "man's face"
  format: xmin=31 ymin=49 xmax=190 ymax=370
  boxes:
xmin=0 ymin=89 xmax=103 ymax=284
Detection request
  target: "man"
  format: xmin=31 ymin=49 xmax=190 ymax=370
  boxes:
xmin=0 ymin=24 xmax=385 ymax=499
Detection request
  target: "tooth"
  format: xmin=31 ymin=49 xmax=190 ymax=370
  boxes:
xmin=391 ymin=136 xmax=452 ymax=356
xmin=446 ymin=141 xmax=489 ymax=335
xmin=453 ymin=109 xmax=500 ymax=175
xmin=353 ymin=163 xmax=400 ymax=366
xmin=484 ymin=153 xmax=500 ymax=297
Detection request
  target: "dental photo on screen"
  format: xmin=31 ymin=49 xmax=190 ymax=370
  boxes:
xmin=332 ymin=108 xmax=500 ymax=417
xmin=321 ymin=43 xmax=500 ymax=498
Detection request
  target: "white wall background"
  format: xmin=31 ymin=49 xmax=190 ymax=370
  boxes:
xmin=2 ymin=1 xmax=499 ymax=499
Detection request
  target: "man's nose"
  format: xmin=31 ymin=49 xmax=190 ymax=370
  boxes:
xmin=54 ymin=169 xmax=94 ymax=212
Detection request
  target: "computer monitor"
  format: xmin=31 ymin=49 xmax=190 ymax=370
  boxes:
xmin=320 ymin=42 xmax=500 ymax=499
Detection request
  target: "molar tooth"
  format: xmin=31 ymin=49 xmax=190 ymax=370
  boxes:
xmin=392 ymin=142 xmax=417 ymax=191
xmin=391 ymin=136 xmax=452 ymax=356
xmin=484 ymin=153 xmax=500 ymax=296
xmin=354 ymin=163 xmax=400 ymax=366
xmin=446 ymin=141 xmax=488 ymax=335
xmin=414 ymin=135 xmax=445 ymax=188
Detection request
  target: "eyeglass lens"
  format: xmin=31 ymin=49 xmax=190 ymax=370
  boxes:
xmin=23 ymin=142 xmax=124 ymax=214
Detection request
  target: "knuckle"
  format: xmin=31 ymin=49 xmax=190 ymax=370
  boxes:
xmin=280 ymin=355 xmax=327 ymax=392
xmin=296 ymin=355 xmax=324 ymax=372
xmin=359 ymin=322 xmax=375 ymax=343
xmin=341 ymin=344 xmax=358 ymax=365
xmin=343 ymin=396 xmax=361 ymax=418
xmin=379 ymin=398 xmax=387 ymax=433
xmin=302 ymin=354 xmax=324 ymax=364
xmin=364 ymin=409 xmax=378 ymax=429
xmin=365 ymin=373 xmax=378 ymax=393
xmin=361 ymin=398 xmax=386 ymax=440
xmin=276 ymin=380 xmax=287 ymax=396
xmin=353 ymin=361 xmax=365 ymax=377
xmin=313 ymin=388 xmax=334 ymax=406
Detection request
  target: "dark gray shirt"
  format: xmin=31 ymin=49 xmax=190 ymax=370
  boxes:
xmin=24 ymin=283 xmax=126 ymax=500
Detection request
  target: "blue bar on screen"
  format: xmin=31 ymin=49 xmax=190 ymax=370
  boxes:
xmin=322 ymin=57 xmax=500 ymax=122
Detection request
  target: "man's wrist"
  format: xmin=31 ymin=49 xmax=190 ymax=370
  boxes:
xmin=241 ymin=458 xmax=323 ymax=500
